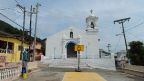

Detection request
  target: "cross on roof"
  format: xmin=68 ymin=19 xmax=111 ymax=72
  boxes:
xmin=90 ymin=9 xmax=93 ymax=14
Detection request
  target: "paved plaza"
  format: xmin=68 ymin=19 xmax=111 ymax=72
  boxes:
xmin=13 ymin=67 xmax=144 ymax=81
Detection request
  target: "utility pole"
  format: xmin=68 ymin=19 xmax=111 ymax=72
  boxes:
xmin=29 ymin=5 xmax=33 ymax=61
xmin=16 ymin=4 xmax=26 ymax=61
xmin=33 ymin=3 xmax=41 ymax=61
xmin=107 ymin=44 xmax=111 ymax=53
xmin=114 ymin=17 xmax=131 ymax=55
xmin=16 ymin=4 xmax=26 ymax=79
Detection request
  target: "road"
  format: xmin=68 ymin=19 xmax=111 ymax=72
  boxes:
xmin=13 ymin=67 xmax=144 ymax=81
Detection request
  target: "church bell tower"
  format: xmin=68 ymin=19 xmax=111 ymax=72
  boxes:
xmin=85 ymin=10 xmax=99 ymax=59
xmin=86 ymin=10 xmax=98 ymax=33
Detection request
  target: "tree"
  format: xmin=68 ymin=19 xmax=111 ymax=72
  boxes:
xmin=128 ymin=41 xmax=144 ymax=66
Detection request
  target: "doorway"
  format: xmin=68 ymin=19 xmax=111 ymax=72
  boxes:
xmin=67 ymin=42 xmax=77 ymax=58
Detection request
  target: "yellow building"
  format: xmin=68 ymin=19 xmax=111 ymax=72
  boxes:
xmin=0 ymin=31 xmax=29 ymax=63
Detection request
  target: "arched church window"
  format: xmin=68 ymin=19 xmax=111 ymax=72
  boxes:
xmin=91 ymin=22 xmax=95 ymax=29
xmin=70 ymin=31 xmax=73 ymax=38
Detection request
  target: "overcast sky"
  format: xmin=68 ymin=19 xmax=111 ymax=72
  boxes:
xmin=0 ymin=0 xmax=144 ymax=52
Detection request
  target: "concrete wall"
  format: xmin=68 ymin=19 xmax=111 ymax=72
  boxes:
xmin=86 ymin=58 xmax=116 ymax=70
xmin=122 ymin=64 xmax=144 ymax=77
xmin=124 ymin=64 xmax=144 ymax=77
xmin=125 ymin=64 xmax=144 ymax=72
xmin=0 ymin=66 xmax=21 ymax=81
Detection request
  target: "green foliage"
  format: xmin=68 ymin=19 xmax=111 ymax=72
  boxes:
xmin=128 ymin=41 xmax=144 ymax=66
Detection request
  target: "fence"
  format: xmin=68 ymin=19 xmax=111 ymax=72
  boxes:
xmin=0 ymin=66 xmax=21 ymax=81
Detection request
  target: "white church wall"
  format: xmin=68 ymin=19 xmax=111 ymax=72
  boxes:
xmin=78 ymin=35 xmax=88 ymax=59
xmin=43 ymin=12 xmax=116 ymax=70
xmin=46 ymin=26 xmax=101 ymax=59
xmin=85 ymin=32 xmax=99 ymax=59
xmin=46 ymin=27 xmax=90 ymax=59
xmin=46 ymin=31 xmax=63 ymax=59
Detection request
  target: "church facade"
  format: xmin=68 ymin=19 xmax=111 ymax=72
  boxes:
xmin=43 ymin=13 xmax=116 ymax=70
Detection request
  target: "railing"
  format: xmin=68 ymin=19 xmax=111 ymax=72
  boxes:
xmin=0 ymin=48 xmax=13 ymax=54
xmin=0 ymin=49 xmax=6 ymax=53
xmin=0 ymin=66 xmax=21 ymax=81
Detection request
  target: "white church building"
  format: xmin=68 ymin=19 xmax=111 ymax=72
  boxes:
xmin=42 ymin=12 xmax=116 ymax=70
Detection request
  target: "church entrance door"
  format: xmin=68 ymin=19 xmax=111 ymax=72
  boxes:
xmin=67 ymin=42 xmax=77 ymax=58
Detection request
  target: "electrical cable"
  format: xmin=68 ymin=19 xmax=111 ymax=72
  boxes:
xmin=0 ymin=12 xmax=28 ymax=30
xmin=125 ymin=22 xmax=144 ymax=32
xmin=14 ymin=0 xmax=19 ymax=4
xmin=114 ymin=35 xmax=122 ymax=52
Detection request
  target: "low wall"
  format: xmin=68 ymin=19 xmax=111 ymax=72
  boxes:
xmin=27 ymin=61 xmax=38 ymax=70
xmin=86 ymin=58 xmax=116 ymax=71
xmin=0 ymin=66 xmax=21 ymax=81
xmin=124 ymin=64 xmax=144 ymax=77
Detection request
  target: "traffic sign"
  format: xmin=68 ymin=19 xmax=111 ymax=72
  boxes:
xmin=74 ymin=44 xmax=84 ymax=52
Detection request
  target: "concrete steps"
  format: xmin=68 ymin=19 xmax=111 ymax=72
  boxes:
xmin=41 ymin=58 xmax=116 ymax=70
xmin=48 ymin=59 xmax=89 ymax=68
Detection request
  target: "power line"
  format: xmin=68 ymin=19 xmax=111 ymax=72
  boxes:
xmin=114 ymin=35 xmax=122 ymax=52
xmin=125 ymin=22 xmax=144 ymax=32
xmin=14 ymin=0 xmax=19 ymax=4
xmin=127 ymin=31 xmax=144 ymax=40
xmin=0 ymin=12 xmax=23 ymax=28
xmin=126 ymin=32 xmax=139 ymax=39
xmin=0 ymin=8 xmax=10 ymax=10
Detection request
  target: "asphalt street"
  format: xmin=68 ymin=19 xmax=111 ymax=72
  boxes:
xmin=13 ymin=67 xmax=144 ymax=81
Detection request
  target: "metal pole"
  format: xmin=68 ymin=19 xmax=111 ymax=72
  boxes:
xmin=29 ymin=5 xmax=33 ymax=61
xmin=75 ymin=51 xmax=81 ymax=72
xmin=78 ymin=51 xmax=80 ymax=70
xmin=21 ymin=7 xmax=26 ymax=61
xmin=33 ymin=3 xmax=40 ymax=61
xmin=54 ymin=47 xmax=56 ymax=59
xmin=21 ymin=7 xmax=26 ymax=79
xmin=86 ymin=46 xmax=87 ymax=59
xmin=16 ymin=4 xmax=28 ymax=78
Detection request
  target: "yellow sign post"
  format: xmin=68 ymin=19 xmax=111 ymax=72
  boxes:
xmin=74 ymin=44 xmax=84 ymax=72
xmin=74 ymin=45 xmax=84 ymax=52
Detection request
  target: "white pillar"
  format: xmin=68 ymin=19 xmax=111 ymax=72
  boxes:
xmin=63 ymin=42 xmax=67 ymax=59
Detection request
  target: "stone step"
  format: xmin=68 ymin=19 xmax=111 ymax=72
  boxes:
xmin=48 ymin=59 xmax=89 ymax=68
